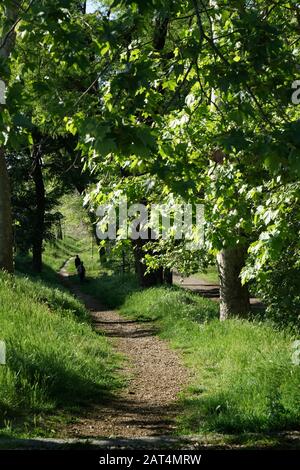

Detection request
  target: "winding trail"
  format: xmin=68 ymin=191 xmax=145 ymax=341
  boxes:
xmin=173 ymin=272 xmax=263 ymax=308
xmin=60 ymin=260 xmax=191 ymax=439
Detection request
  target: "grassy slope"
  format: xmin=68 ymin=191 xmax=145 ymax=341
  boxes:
xmin=0 ymin=238 xmax=122 ymax=438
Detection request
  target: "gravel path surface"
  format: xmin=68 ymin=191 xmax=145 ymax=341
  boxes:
xmin=60 ymin=262 xmax=191 ymax=439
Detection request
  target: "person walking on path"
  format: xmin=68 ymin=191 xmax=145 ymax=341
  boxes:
xmin=75 ymin=255 xmax=81 ymax=270
xmin=77 ymin=261 xmax=86 ymax=282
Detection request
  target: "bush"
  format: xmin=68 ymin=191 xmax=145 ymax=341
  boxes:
xmin=253 ymin=254 xmax=300 ymax=329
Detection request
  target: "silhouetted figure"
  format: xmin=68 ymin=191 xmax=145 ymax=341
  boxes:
xmin=77 ymin=262 xmax=86 ymax=282
xmin=75 ymin=255 xmax=81 ymax=270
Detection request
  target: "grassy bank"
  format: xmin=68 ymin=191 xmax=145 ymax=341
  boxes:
xmin=0 ymin=242 xmax=122 ymax=438
xmin=85 ymin=271 xmax=300 ymax=441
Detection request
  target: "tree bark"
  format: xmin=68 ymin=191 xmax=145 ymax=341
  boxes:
xmin=133 ymin=239 xmax=164 ymax=287
xmin=0 ymin=3 xmax=19 ymax=272
xmin=32 ymin=150 xmax=45 ymax=273
xmin=164 ymin=268 xmax=173 ymax=285
xmin=56 ymin=219 xmax=63 ymax=240
xmin=153 ymin=16 xmax=169 ymax=51
xmin=217 ymin=245 xmax=250 ymax=320
xmin=0 ymin=148 xmax=14 ymax=272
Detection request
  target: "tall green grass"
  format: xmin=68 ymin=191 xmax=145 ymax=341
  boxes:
xmin=121 ymin=287 xmax=300 ymax=434
xmin=14 ymin=230 xmax=300 ymax=440
xmin=0 ymin=270 xmax=122 ymax=437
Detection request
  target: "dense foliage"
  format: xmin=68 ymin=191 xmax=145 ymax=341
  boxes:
xmin=1 ymin=0 xmax=300 ymax=320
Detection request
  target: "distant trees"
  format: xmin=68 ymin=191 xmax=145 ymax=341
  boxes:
xmin=1 ymin=1 xmax=96 ymax=272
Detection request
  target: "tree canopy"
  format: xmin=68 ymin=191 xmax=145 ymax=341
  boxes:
xmin=1 ymin=0 xmax=300 ymax=322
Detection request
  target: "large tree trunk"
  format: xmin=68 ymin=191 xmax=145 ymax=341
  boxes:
xmin=56 ymin=218 xmax=63 ymax=240
xmin=133 ymin=239 xmax=164 ymax=287
xmin=32 ymin=151 xmax=45 ymax=273
xmin=0 ymin=149 xmax=13 ymax=272
xmin=164 ymin=268 xmax=173 ymax=285
xmin=193 ymin=0 xmax=250 ymax=319
xmin=217 ymin=245 xmax=250 ymax=320
xmin=0 ymin=4 xmax=19 ymax=272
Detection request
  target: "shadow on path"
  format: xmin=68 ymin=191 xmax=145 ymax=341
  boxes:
xmin=58 ymin=259 xmax=191 ymax=440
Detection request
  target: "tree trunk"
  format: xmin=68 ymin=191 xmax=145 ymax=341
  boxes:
xmin=0 ymin=4 xmax=19 ymax=272
xmin=0 ymin=149 xmax=13 ymax=272
xmin=32 ymin=152 xmax=45 ymax=273
xmin=133 ymin=239 xmax=164 ymax=287
xmin=164 ymin=268 xmax=173 ymax=285
xmin=56 ymin=219 xmax=63 ymax=240
xmin=217 ymin=245 xmax=250 ymax=320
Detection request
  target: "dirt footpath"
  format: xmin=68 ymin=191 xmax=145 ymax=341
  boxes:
xmin=60 ymin=263 xmax=191 ymax=438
